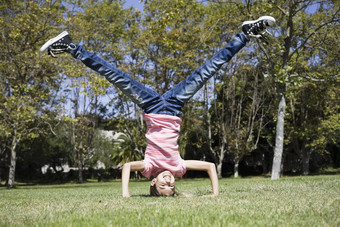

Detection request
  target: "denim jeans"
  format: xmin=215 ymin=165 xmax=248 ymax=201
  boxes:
xmin=70 ymin=33 xmax=248 ymax=116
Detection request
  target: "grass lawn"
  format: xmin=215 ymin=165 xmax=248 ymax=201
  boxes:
xmin=0 ymin=175 xmax=339 ymax=226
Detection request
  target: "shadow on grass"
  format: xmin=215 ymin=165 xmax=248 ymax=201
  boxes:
xmin=0 ymin=181 xmax=123 ymax=191
xmin=0 ymin=178 xmax=151 ymax=190
xmin=130 ymin=195 xmax=151 ymax=198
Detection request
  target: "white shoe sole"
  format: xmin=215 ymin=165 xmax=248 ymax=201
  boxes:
xmin=39 ymin=31 xmax=69 ymax=52
xmin=242 ymin=16 xmax=276 ymax=26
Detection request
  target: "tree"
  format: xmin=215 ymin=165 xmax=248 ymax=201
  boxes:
xmin=0 ymin=0 xmax=66 ymax=187
xmin=59 ymin=0 xmax=142 ymax=181
xmin=17 ymin=117 xmax=72 ymax=182
xmin=136 ymin=0 xmax=209 ymax=93
xmin=225 ymin=0 xmax=340 ymax=179
xmin=191 ymin=1 xmax=275 ymax=178
xmin=284 ymin=6 xmax=340 ymax=174
xmin=267 ymin=0 xmax=339 ymax=179
xmin=207 ymin=62 xmax=273 ymax=177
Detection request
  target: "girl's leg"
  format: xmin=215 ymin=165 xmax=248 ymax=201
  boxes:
xmin=162 ymin=33 xmax=249 ymax=115
xmin=69 ymin=46 xmax=164 ymax=113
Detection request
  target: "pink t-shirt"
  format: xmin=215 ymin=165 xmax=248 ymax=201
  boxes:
xmin=141 ymin=113 xmax=186 ymax=178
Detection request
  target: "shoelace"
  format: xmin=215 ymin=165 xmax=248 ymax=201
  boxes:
xmin=249 ymin=21 xmax=273 ymax=39
xmin=250 ymin=22 xmax=266 ymax=35
xmin=47 ymin=47 xmax=67 ymax=58
xmin=47 ymin=42 xmax=70 ymax=58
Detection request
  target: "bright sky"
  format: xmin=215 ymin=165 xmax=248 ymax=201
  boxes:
xmin=124 ymin=0 xmax=144 ymax=11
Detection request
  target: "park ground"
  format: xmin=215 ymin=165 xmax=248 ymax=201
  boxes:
xmin=0 ymin=175 xmax=339 ymax=226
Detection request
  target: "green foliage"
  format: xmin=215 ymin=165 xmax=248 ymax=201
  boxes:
xmin=89 ymin=129 xmax=118 ymax=169
xmin=107 ymin=116 xmax=146 ymax=165
xmin=0 ymin=0 xmax=68 ymax=185
xmin=136 ymin=0 xmax=209 ymax=93
xmin=111 ymin=133 xmax=143 ymax=164
xmin=0 ymin=0 xmax=65 ymax=137
xmin=18 ymin=118 xmax=73 ymax=177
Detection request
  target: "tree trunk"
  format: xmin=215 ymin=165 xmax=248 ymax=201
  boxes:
xmin=271 ymin=93 xmax=286 ymax=180
xmin=262 ymin=152 xmax=268 ymax=174
xmin=216 ymin=147 xmax=225 ymax=179
xmin=302 ymin=149 xmax=311 ymax=175
xmin=0 ymin=157 xmax=3 ymax=186
xmin=78 ymin=160 xmax=83 ymax=183
xmin=216 ymin=163 xmax=222 ymax=178
xmin=7 ymin=134 xmax=18 ymax=188
xmin=234 ymin=157 xmax=239 ymax=178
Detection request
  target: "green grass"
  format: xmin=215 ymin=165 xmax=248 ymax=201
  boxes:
xmin=1 ymin=175 xmax=339 ymax=226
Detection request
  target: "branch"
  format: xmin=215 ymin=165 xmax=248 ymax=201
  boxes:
xmin=304 ymin=44 xmax=340 ymax=56
xmin=269 ymin=0 xmax=288 ymax=16
xmin=46 ymin=121 xmax=58 ymax=136
xmin=289 ymin=17 xmax=340 ymax=59
xmin=257 ymin=40 xmax=275 ymax=77
xmin=289 ymin=74 xmax=339 ymax=82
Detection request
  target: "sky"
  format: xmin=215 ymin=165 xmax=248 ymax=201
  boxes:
xmin=124 ymin=0 xmax=144 ymax=11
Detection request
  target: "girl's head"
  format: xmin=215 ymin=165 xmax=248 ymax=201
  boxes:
xmin=150 ymin=170 xmax=175 ymax=196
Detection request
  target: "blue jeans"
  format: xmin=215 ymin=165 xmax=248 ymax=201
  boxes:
xmin=70 ymin=33 xmax=248 ymax=116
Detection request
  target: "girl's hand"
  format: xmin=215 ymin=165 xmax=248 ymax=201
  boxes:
xmin=202 ymin=193 xmax=218 ymax=197
xmin=122 ymin=193 xmax=130 ymax=198
xmin=185 ymin=160 xmax=219 ymax=196
xmin=121 ymin=161 xmax=145 ymax=198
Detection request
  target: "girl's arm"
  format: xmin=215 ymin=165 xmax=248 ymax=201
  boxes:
xmin=184 ymin=160 xmax=219 ymax=196
xmin=121 ymin=161 xmax=145 ymax=197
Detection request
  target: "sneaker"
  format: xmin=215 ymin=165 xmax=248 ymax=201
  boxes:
xmin=39 ymin=31 xmax=75 ymax=57
xmin=242 ymin=16 xmax=276 ymax=38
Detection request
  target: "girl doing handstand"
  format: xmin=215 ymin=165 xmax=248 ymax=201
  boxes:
xmin=40 ymin=16 xmax=275 ymax=197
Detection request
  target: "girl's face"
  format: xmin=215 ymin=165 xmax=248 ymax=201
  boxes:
xmin=151 ymin=171 xmax=175 ymax=196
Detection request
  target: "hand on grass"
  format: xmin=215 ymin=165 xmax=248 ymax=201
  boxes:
xmin=202 ymin=193 xmax=218 ymax=197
